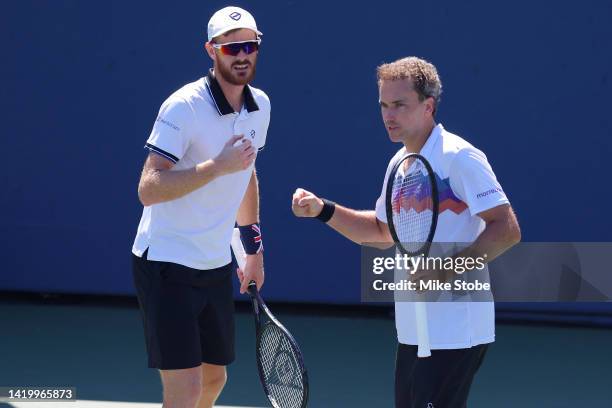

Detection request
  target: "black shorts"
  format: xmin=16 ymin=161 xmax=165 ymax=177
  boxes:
xmin=132 ymin=250 xmax=235 ymax=370
xmin=395 ymin=343 xmax=489 ymax=408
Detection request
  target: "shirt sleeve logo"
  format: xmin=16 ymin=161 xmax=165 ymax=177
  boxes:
xmin=156 ymin=116 xmax=180 ymax=131
xmin=476 ymin=187 xmax=503 ymax=199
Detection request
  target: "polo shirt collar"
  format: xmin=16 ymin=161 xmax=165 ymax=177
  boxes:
xmin=419 ymin=123 xmax=443 ymax=158
xmin=205 ymin=69 xmax=259 ymax=115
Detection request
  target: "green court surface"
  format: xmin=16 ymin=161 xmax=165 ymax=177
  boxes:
xmin=0 ymin=295 xmax=611 ymax=407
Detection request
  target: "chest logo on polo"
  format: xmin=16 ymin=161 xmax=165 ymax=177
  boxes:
xmin=249 ymin=129 xmax=256 ymax=139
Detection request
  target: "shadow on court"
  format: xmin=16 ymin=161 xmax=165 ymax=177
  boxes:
xmin=0 ymin=294 xmax=611 ymax=407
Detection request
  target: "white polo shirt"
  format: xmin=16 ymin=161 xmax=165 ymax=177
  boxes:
xmin=375 ymin=124 xmax=509 ymax=349
xmin=132 ymin=70 xmax=271 ymax=270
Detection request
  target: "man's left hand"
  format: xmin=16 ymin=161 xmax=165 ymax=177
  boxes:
xmin=409 ymin=263 xmax=455 ymax=293
xmin=237 ymin=252 xmax=264 ymax=294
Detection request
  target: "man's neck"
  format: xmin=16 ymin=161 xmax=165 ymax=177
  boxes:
xmin=403 ymin=121 xmax=436 ymax=153
xmin=214 ymin=70 xmax=245 ymax=113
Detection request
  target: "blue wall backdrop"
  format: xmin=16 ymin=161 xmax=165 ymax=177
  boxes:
xmin=1 ymin=2 xmax=611 ymax=312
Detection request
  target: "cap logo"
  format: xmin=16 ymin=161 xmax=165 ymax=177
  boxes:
xmin=229 ymin=12 xmax=241 ymax=21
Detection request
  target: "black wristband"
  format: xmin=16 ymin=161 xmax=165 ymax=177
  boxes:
xmin=316 ymin=199 xmax=336 ymax=223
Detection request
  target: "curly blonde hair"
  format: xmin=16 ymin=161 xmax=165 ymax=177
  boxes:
xmin=377 ymin=57 xmax=442 ymax=114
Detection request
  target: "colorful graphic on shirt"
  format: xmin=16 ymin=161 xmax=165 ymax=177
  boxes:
xmin=391 ymin=172 xmax=468 ymax=215
xmin=437 ymin=175 xmax=468 ymax=215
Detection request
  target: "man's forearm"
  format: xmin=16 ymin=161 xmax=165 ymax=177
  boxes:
xmin=237 ymin=170 xmax=259 ymax=225
xmin=236 ymin=170 xmax=263 ymax=267
xmin=326 ymin=206 xmax=391 ymax=245
xmin=138 ymin=159 xmax=220 ymax=206
xmin=454 ymin=218 xmax=521 ymax=266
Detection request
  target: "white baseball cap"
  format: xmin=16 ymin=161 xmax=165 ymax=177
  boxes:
xmin=207 ymin=6 xmax=262 ymax=42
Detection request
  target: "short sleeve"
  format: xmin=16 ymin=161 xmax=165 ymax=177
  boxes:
xmin=257 ymin=95 xmax=271 ymax=152
xmin=375 ymin=179 xmax=388 ymax=223
xmin=145 ymin=98 xmax=193 ymax=164
xmin=448 ymin=148 xmax=509 ymax=216
xmin=375 ymin=153 xmax=401 ymax=223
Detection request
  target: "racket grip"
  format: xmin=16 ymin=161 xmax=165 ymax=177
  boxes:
xmin=231 ymin=228 xmax=247 ymax=270
xmin=247 ymin=280 xmax=257 ymax=295
xmin=415 ymin=301 xmax=431 ymax=358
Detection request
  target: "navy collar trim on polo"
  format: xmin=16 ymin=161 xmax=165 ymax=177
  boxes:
xmin=205 ymin=69 xmax=259 ymax=115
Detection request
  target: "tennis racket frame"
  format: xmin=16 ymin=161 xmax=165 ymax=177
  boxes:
xmin=384 ymin=153 xmax=440 ymax=358
xmin=248 ymin=282 xmax=309 ymax=408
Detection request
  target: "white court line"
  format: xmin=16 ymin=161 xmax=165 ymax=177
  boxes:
xmin=6 ymin=401 xmax=262 ymax=408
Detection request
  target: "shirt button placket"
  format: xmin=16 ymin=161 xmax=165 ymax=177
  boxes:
xmin=233 ymin=108 xmax=248 ymax=136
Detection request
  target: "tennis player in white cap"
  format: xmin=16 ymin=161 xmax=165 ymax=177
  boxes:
xmin=132 ymin=6 xmax=270 ymax=407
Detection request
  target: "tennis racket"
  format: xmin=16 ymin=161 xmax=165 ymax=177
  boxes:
xmin=231 ymin=228 xmax=309 ymax=408
xmin=385 ymin=153 xmax=439 ymax=358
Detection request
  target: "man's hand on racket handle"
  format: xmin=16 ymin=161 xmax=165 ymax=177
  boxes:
xmin=237 ymin=252 xmax=264 ymax=294
xmin=291 ymin=188 xmax=324 ymax=217
xmin=409 ymin=264 xmax=455 ymax=293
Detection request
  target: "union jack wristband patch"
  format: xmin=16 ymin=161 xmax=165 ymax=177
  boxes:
xmin=238 ymin=223 xmax=263 ymax=255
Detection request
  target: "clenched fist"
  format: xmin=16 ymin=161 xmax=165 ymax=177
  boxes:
xmin=291 ymin=188 xmax=324 ymax=217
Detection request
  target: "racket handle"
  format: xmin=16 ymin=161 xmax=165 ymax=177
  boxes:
xmin=247 ymin=280 xmax=257 ymax=294
xmin=231 ymin=228 xmax=247 ymax=270
xmin=415 ymin=301 xmax=431 ymax=358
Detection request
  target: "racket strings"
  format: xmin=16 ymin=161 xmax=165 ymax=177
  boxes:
xmin=391 ymin=158 xmax=435 ymax=254
xmin=258 ymin=323 xmax=305 ymax=408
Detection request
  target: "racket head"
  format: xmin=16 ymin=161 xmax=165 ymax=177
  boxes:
xmin=248 ymin=286 xmax=309 ymax=408
xmin=385 ymin=153 xmax=439 ymax=256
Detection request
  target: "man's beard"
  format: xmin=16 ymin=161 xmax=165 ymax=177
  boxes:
xmin=216 ymin=58 xmax=257 ymax=86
